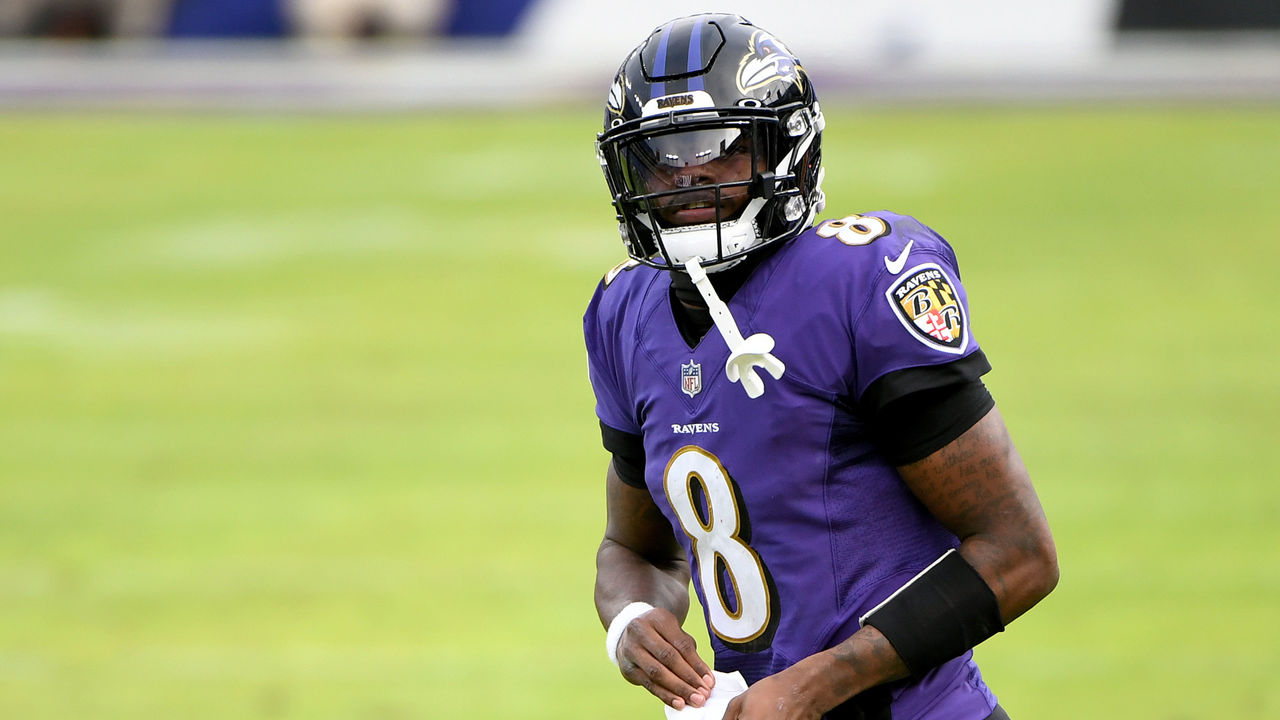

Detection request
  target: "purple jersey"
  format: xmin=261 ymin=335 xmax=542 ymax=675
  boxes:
xmin=584 ymin=211 xmax=999 ymax=719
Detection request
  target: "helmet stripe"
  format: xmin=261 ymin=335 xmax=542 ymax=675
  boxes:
xmin=651 ymin=22 xmax=672 ymax=96
xmin=661 ymin=18 xmax=693 ymax=94
xmin=687 ymin=20 xmax=704 ymax=91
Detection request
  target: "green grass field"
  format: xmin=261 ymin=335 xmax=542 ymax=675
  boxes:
xmin=1 ymin=103 xmax=1277 ymax=719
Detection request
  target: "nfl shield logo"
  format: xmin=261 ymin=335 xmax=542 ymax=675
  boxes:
xmin=681 ymin=360 xmax=702 ymax=398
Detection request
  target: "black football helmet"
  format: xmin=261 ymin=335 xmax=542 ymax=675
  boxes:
xmin=597 ymin=13 xmax=825 ymax=272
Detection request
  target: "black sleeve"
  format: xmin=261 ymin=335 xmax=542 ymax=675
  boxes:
xmin=860 ymin=351 xmax=995 ymax=466
xmin=600 ymin=421 xmax=646 ymax=488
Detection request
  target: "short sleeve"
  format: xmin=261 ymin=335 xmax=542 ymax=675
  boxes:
xmin=583 ymin=279 xmax=641 ymax=435
xmin=847 ymin=218 xmax=985 ymax=404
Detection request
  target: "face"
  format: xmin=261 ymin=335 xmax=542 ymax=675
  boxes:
xmin=623 ymin=127 xmax=764 ymax=228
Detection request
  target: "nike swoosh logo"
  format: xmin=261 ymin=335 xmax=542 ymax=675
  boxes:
xmin=885 ymin=239 xmax=914 ymax=274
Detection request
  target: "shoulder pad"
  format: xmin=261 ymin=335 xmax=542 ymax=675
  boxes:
xmin=603 ymin=258 xmax=642 ymax=287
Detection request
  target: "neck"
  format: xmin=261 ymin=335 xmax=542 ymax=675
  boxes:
xmin=670 ymin=253 xmax=763 ymax=310
xmin=667 ymin=246 xmax=778 ymax=346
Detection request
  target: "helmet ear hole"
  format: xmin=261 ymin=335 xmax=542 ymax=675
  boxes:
xmin=783 ymin=196 xmax=805 ymax=222
xmin=785 ymin=110 xmax=810 ymax=137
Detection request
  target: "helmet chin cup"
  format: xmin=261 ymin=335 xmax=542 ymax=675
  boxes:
xmin=653 ymin=197 xmax=766 ymax=271
xmin=661 ymin=221 xmax=757 ymax=271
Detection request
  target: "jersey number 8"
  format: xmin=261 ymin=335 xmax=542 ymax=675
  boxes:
xmin=663 ymin=446 xmax=778 ymax=653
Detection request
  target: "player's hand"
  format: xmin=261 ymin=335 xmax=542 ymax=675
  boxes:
xmin=615 ymin=606 xmax=715 ymax=710
xmin=721 ymin=664 xmax=824 ymax=720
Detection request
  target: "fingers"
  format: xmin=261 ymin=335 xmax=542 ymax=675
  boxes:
xmin=617 ymin=610 xmax=715 ymax=708
xmin=652 ymin=619 xmax=715 ymax=691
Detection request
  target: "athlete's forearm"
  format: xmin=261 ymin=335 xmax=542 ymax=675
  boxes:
xmin=726 ymin=623 xmax=910 ymax=717
xmin=594 ymin=537 xmax=692 ymax=628
xmin=808 ymin=624 xmax=911 ymax=711
xmin=596 ymin=461 xmax=693 ymax=627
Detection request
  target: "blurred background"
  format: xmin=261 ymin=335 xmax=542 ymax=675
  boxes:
xmin=2 ymin=0 xmax=1279 ymax=110
xmin=1 ymin=1 xmax=1277 ymax=719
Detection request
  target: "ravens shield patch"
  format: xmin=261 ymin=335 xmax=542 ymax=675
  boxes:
xmin=885 ymin=263 xmax=969 ymax=354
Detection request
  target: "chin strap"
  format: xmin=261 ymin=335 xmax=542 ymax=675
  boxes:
xmin=684 ymin=257 xmax=785 ymax=399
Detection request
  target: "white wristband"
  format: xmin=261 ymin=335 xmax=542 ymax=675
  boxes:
xmin=605 ymin=601 xmax=655 ymax=667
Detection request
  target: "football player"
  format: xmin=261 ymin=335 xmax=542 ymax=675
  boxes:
xmin=584 ymin=13 xmax=1058 ymax=720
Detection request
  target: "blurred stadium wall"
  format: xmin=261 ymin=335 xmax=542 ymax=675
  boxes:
xmin=0 ymin=0 xmax=1277 ymax=109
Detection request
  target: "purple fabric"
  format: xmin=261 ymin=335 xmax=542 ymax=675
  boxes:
xmin=584 ymin=212 xmax=996 ymax=719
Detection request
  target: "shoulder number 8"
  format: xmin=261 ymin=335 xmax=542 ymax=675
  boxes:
xmin=816 ymin=213 xmax=890 ymax=246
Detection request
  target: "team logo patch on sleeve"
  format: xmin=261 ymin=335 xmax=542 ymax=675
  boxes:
xmin=885 ymin=263 xmax=969 ymax=354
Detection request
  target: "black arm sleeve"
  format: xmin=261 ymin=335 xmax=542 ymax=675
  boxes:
xmin=600 ymin=421 xmax=646 ymax=488
xmin=860 ymin=351 xmax=995 ymax=466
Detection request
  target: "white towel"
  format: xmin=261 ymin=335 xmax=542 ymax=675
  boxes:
xmin=663 ymin=670 xmax=749 ymax=720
